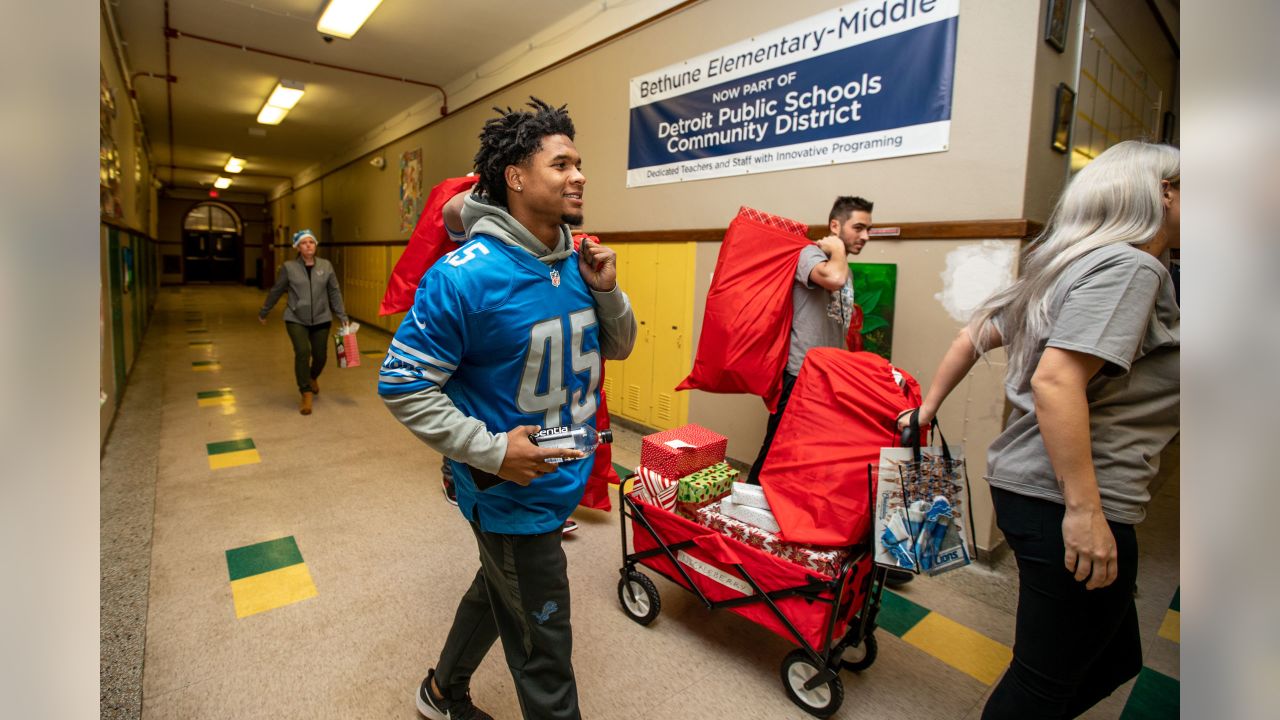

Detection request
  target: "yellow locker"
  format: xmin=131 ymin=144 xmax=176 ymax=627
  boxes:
xmin=622 ymin=243 xmax=657 ymax=423
xmin=606 ymin=241 xmax=694 ymax=431
xmin=650 ymin=243 xmax=694 ymax=428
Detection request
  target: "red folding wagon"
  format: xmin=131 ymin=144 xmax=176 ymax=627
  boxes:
xmin=614 ymin=350 xmax=920 ymax=717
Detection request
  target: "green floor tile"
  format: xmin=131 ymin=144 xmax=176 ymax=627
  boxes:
xmin=207 ymin=438 xmax=256 ymax=455
xmin=613 ymin=462 xmax=633 ymax=479
xmin=1169 ymin=587 xmax=1179 ymax=612
xmin=226 ymin=536 xmax=304 ymax=581
xmin=196 ymin=389 xmax=234 ymax=400
xmin=1120 ymin=667 xmax=1179 ymax=719
xmin=876 ymin=589 xmax=931 ymax=637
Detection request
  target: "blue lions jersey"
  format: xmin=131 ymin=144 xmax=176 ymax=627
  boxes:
xmin=378 ymin=235 xmax=602 ymax=534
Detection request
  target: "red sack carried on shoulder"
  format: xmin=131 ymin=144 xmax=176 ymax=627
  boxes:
xmin=676 ymin=207 xmax=812 ymax=412
xmin=379 ymin=175 xmax=479 ymax=316
xmin=760 ymin=349 xmax=921 ymax=546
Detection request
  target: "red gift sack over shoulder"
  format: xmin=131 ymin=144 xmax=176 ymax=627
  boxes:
xmin=379 ymin=175 xmax=479 ymax=316
xmin=380 ymin=180 xmax=620 ymax=510
xmin=676 ymin=207 xmax=813 ymax=413
xmin=760 ymin=349 xmax=922 ymax=546
xmin=640 ymin=423 xmax=728 ymax=480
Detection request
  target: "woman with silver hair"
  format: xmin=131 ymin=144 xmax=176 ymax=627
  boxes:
xmin=902 ymin=140 xmax=1180 ymax=718
xmin=259 ymin=229 xmax=349 ymax=415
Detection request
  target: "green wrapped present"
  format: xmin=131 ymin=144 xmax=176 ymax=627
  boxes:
xmin=677 ymin=461 xmax=738 ymax=505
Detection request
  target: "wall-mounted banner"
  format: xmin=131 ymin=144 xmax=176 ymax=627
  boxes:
xmin=627 ymin=0 xmax=958 ymax=187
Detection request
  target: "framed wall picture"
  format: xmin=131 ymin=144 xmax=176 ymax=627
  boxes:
xmin=1051 ymin=82 xmax=1076 ymax=153
xmin=1044 ymin=0 xmax=1072 ymax=53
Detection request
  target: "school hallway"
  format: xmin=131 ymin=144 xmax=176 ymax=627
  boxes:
xmin=99 ymin=285 xmax=1181 ymax=719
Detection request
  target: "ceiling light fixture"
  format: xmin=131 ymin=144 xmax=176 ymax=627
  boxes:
xmin=316 ymin=0 xmax=384 ymax=39
xmin=256 ymin=80 xmax=305 ymax=125
xmin=214 ymin=177 xmax=232 ymax=189
xmin=225 ymin=156 xmax=246 ymax=173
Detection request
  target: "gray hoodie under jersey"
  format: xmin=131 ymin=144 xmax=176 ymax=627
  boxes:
xmin=382 ymin=194 xmax=637 ymax=474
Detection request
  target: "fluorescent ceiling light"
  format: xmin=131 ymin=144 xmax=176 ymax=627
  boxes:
xmin=317 ymin=0 xmax=384 ymax=39
xmin=225 ymin=156 xmax=246 ymax=173
xmin=256 ymin=104 xmax=288 ymax=125
xmin=214 ymin=177 xmax=232 ymax=189
xmin=266 ymin=80 xmax=306 ymax=110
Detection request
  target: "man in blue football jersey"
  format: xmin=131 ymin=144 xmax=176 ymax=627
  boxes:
xmin=380 ymin=98 xmax=636 ymax=720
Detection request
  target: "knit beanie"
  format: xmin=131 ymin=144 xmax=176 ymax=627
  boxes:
xmin=292 ymin=229 xmax=317 ymax=248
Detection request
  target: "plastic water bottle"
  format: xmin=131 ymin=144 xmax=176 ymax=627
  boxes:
xmin=529 ymin=424 xmax=613 ymax=463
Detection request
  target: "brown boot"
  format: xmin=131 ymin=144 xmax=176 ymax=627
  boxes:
xmin=300 ymin=391 xmax=313 ymax=415
xmin=309 ymin=377 xmax=319 ymax=394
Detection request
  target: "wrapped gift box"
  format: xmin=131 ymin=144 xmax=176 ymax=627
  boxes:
xmin=674 ymin=498 xmax=718 ymax=521
xmin=641 ymin=424 xmax=728 ymax=479
xmin=635 ymin=466 xmax=678 ymax=511
xmin=694 ymin=504 xmax=848 ymax=578
xmin=720 ymin=497 xmax=781 ymax=533
xmin=730 ymin=481 xmax=772 ymax=511
xmin=676 ymin=461 xmax=738 ymax=506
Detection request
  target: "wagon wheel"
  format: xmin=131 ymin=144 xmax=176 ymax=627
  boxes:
xmin=780 ymin=649 xmax=844 ymax=718
xmin=617 ymin=570 xmax=660 ymax=625
xmin=839 ymin=632 xmax=878 ymax=672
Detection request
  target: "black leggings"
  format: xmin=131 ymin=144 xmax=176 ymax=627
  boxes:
xmin=284 ymin=321 xmax=330 ymax=395
xmin=983 ymin=487 xmax=1142 ymax=719
xmin=746 ymin=371 xmax=799 ymax=485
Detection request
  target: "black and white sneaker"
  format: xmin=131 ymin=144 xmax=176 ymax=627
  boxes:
xmin=442 ymin=478 xmax=458 ymax=507
xmin=416 ymin=669 xmax=493 ymax=720
xmin=561 ymin=519 xmax=578 ymax=534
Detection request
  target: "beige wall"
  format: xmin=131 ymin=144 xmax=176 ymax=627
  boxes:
xmin=268 ymin=0 xmax=1064 ymax=551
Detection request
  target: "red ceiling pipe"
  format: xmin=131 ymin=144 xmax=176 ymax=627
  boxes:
xmin=165 ymin=27 xmax=449 ymax=115
xmin=129 ymin=71 xmax=177 ymax=98
xmin=164 ymin=0 xmax=176 ymax=185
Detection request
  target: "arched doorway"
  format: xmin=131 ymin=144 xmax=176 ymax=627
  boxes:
xmin=182 ymin=203 xmax=243 ymax=283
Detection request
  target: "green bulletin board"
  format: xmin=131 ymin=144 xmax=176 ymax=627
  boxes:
xmin=850 ymin=262 xmax=897 ymax=361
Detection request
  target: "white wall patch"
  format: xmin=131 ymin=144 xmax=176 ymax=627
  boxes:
xmin=935 ymin=241 xmax=1019 ymax=322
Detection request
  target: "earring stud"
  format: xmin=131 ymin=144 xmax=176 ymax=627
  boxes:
xmin=517 ymin=185 xmax=523 ymax=191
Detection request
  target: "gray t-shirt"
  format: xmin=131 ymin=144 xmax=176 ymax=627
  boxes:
xmin=788 ymin=244 xmax=853 ymax=376
xmin=986 ymin=243 xmax=1180 ymax=524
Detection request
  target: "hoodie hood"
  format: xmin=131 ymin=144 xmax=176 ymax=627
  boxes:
xmin=462 ymin=194 xmax=574 ymax=265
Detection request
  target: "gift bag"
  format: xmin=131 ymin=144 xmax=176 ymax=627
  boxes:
xmin=873 ymin=409 xmax=974 ymax=576
xmin=334 ymin=321 xmax=361 ymax=369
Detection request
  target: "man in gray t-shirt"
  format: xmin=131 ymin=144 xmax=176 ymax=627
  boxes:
xmin=747 ymin=196 xmax=874 ymax=485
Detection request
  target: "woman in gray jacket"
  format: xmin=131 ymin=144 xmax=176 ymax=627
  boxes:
xmin=259 ymin=229 xmax=348 ymax=415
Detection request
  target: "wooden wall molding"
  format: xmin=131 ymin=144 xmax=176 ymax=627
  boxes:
xmin=272 ymin=218 xmax=1043 ymax=249
xmin=593 ymin=218 xmax=1043 ymax=243
xmin=100 ymin=217 xmax=157 ymax=241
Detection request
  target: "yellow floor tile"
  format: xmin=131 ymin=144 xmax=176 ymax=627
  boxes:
xmin=901 ymin=612 xmax=1013 ymax=685
xmin=208 ymin=448 xmax=261 ymax=470
xmin=229 ymin=563 xmax=318 ymax=619
xmin=1158 ymin=609 xmax=1180 ymax=643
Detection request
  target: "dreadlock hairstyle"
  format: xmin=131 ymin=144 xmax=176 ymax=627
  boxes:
xmin=473 ymin=97 xmax=576 ymax=208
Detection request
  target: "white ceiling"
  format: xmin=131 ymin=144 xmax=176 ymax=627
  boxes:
xmin=109 ymin=0 xmax=611 ymax=195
